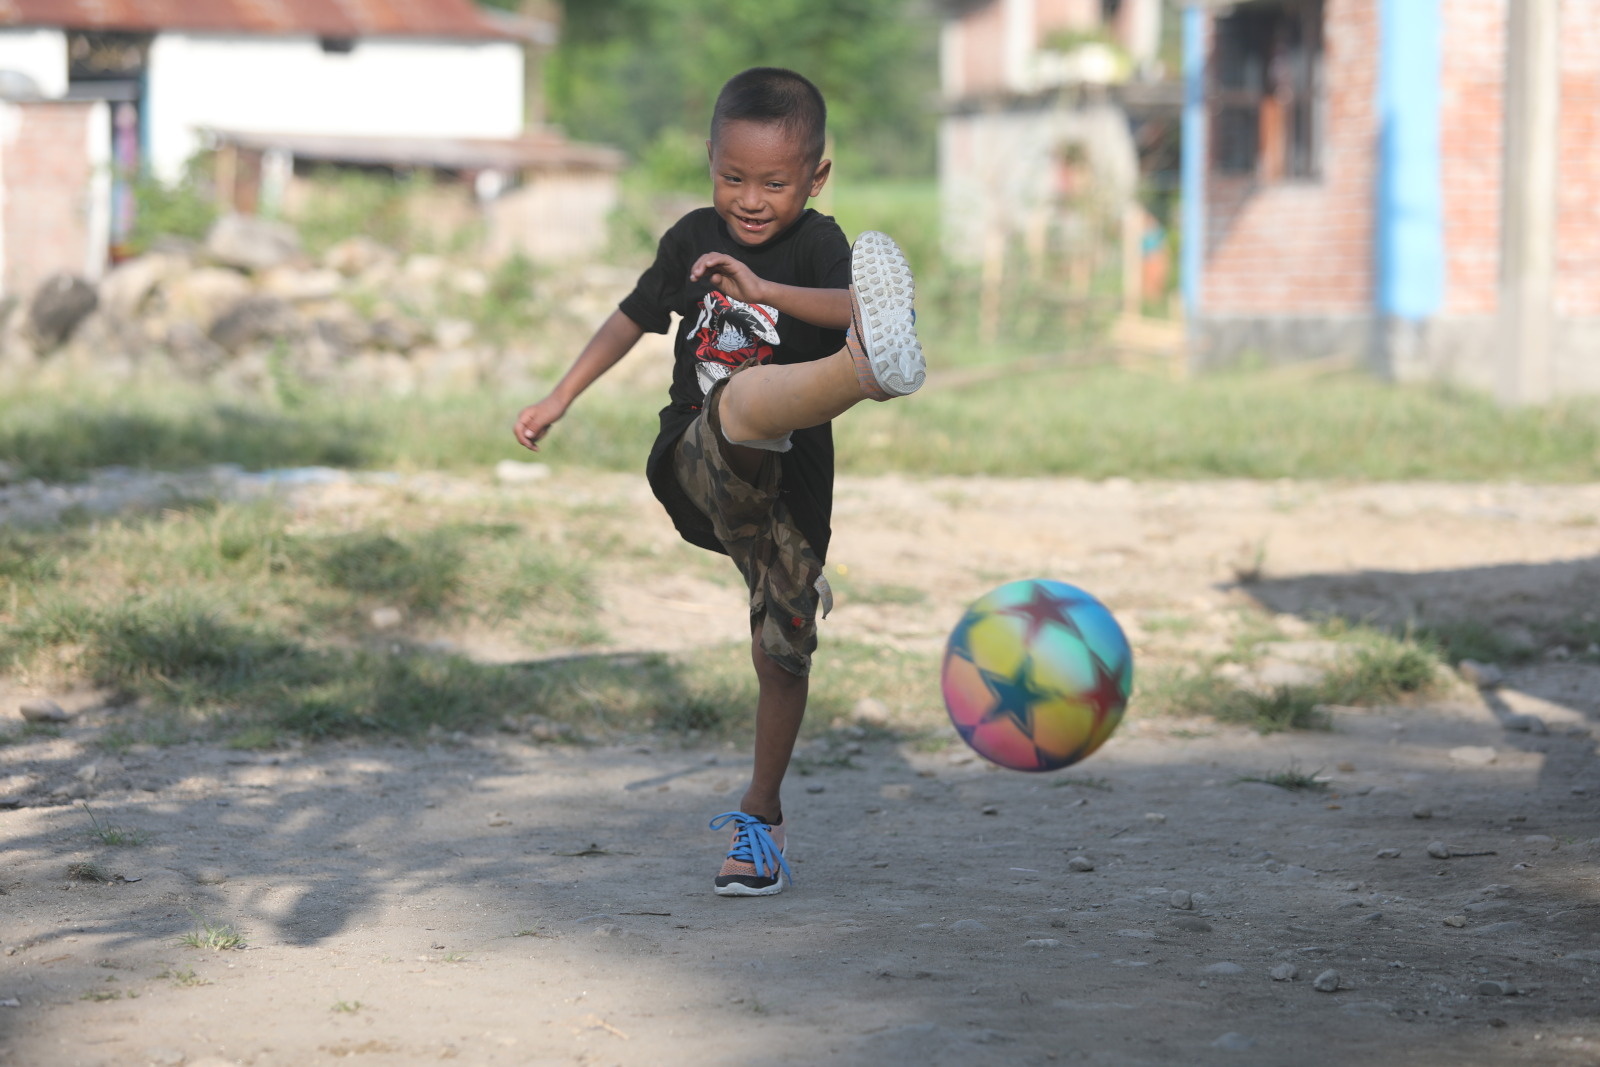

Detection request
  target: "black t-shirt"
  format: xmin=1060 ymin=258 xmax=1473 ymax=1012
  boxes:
xmin=620 ymin=207 xmax=851 ymax=562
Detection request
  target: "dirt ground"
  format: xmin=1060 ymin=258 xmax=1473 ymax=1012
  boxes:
xmin=3 ymin=470 xmax=1600 ymax=1066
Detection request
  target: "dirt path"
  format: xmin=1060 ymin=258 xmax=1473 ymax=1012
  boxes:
xmin=3 ymin=473 xmax=1599 ymax=1066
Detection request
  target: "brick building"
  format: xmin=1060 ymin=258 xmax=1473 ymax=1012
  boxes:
xmin=1186 ymin=0 xmax=1600 ymax=398
xmin=0 ymin=96 xmax=110 ymax=298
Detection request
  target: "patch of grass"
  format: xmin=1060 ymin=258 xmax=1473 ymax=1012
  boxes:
xmin=66 ymin=861 xmax=114 ymax=883
xmin=178 ymin=917 xmax=245 ymax=951
xmin=1417 ymin=619 xmax=1539 ymax=666
xmin=331 ymin=1000 xmax=363 ymax=1013
xmin=157 ymin=967 xmax=209 ymax=987
xmin=80 ymin=989 xmax=125 ymax=1002
xmin=80 ymin=803 xmax=149 ymax=847
xmin=10 ymin=364 xmax=1600 ymax=483
xmin=1139 ymin=627 xmax=1445 ymax=733
xmin=0 ymin=722 xmax=64 ymax=746
xmin=1051 ymin=775 xmax=1113 ymax=791
xmin=1236 ymin=761 xmax=1327 ymax=792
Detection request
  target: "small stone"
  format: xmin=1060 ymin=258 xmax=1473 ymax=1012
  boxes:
xmin=1211 ymin=1033 xmax=1256 ymax=1051
xmin=1169 ymin=890 xmax=1193 ymax=910
xmin=0 ymin=997 xmax=21 ymax=1008
xmin=1443 ymin=915 xmax=1468 ymax=928
xmin=1457 ymin=659 xmax=1504 ymax=688
xmin=74 ymin=762 xmax=98 ymax=782
xmin=1427 ymin=841 xmax=1452 ymax=859
xmin=1476 ymin=979 xmax=1514 ymax=996
xmin=852 ymin=696 xmax=891 ymax=724
xmin=1449 ymin=746 xmax=1498 ymax=766
xmin=1024 ymin=938 xmax=1063 ymax=949
xmin=593 ymin=924 xmax=625 ymax=937
xmin=1312 ymin=969 xmax=1341 ymax=992
xmin=1412 ymin=807 xmax=1432 ymax=819
xmin=1203 ymin=962 xmax=1244 ymax=975
xmin=1357 ymin=911 xmax=1383 ymax=923
xmin=1066 ymin=855 xmax=1095 ymax=872
xmin=805 ymin=784 xmax=826 ymax=794
xmin=1143 ymin=812 xmax=1166 ymax=824
xmin=1376 ymin=848 xmax=1402 ymax=859
xmin=494 ymin=459 xmax=551 ymax=485
xmin=194 ymin=867 xmax=227 ymax=885
xmin=18 ymin=698 xmax=67 ymax=723
xmin=950 ymin=919 xmax=989 ymax=934
xmin=370 ymin=606 xmax=404 ymax=629
xmin=1270 ymin=963 xmax=1298 ymax=981
xmin=980 ymin=805 xmax=999 ymax=815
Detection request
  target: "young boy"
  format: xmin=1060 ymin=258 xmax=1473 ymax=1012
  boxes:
xmin=512 ymin=67 xmax=924 ymax=896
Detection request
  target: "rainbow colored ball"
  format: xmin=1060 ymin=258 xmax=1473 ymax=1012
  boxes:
xmin=942 ymin=579 xmax=1133 ymax=772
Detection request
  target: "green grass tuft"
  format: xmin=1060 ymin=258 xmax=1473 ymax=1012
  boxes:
xmin=178 ymin=917 xmax=245 ymax=951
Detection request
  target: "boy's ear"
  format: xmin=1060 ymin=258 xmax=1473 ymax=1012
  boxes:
xmin=808 ymin=158 xmax=832 ymax=197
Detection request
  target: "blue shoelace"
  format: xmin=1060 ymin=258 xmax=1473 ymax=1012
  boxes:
xmin=708 ymin=811 xmax=794 ymax=885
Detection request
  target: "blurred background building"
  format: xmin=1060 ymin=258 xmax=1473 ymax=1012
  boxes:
xmin=1185 ymin=0 xmax=1599 ymax=401
xmin=0 ymin=0 xmax=620 ymax=299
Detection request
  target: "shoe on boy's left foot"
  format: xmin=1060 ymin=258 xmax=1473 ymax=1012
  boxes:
xmin=709 ymin=811 xmax=791 ymax=896
xmin=848 ymin=230 xmax=924 ymax=401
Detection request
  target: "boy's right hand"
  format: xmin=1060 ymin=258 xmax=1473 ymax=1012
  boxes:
xmin=513 ymin=395 xmax=568 ymax=452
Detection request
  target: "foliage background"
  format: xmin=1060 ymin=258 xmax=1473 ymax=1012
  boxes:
xmin=479 ymin=0 xmax=940 ymax=184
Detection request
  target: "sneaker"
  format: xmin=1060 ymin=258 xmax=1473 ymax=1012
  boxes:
xmin=848 ymin=230 xmax=924 ymax=401
xmin=709 ymin=811 xmax=792 ymax=896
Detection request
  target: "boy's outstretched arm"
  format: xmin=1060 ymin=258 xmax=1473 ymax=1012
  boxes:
xmin=513 ymin=309 xmax=645 ymax=451
xmin=689 ymin=252 xmax=850 ymax=331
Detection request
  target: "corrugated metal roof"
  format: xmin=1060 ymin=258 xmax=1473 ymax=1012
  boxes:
xmin=0 ymin=0 xmax=514 ymax=39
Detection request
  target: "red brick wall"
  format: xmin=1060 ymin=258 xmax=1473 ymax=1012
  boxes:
xmin=2 ymin=100 xmax=98 ymax=298
xmin=1558 ymin=0 xmax=1600 ymax=316
xmin=1440 ymin=0 xmax=1504 ymax=317
xmin=1202 ymin=0 xmax=1378 ymax=315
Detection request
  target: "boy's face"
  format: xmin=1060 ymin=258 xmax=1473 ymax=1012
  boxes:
xmin=707 ymin=119 xmax=831 ymax=248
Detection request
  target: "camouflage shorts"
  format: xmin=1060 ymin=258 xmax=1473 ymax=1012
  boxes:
xmin=673 ymin=374 xmax=829 ymax=677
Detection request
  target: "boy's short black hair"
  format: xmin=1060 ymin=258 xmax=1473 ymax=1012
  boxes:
xmin=710 ymin=67 xmax=827 ymax=165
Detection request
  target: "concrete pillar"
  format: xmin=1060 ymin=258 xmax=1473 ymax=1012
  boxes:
xmin=1180 ymin=3 xmax=1205 ymax=321
xmin=1497 ymin=0 xmax=1560 ymax=405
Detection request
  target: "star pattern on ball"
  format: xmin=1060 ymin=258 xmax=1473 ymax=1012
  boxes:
xmin=1080 ymin=651 xmax=1129 ymax=733
xmin=997 ymin=583 xmax=1086 ymax=644
xmin=977 ymin=653 xmax=1051 ymax=735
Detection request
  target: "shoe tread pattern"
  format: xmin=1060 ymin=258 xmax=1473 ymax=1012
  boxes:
xmin=852 ymin=231 xmax=924 ymax=397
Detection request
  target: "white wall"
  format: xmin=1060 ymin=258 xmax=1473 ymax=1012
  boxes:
xmin=85 ymin=99 xmax=111 ymax=279
xmin=145 ymin=33 xmax=523 ymax=180
xmin=0 ymin=28 xmax=68 ymax=98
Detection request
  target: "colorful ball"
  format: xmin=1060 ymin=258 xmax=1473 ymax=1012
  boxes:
xmin=942 ymin=579 xmax=1133 ymax=772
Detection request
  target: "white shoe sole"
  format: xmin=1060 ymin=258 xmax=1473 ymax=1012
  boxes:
xmin=852 ymin=231 xmax=924 ymax=397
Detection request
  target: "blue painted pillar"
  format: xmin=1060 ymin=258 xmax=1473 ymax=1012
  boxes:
xmin=1181 ymin=2 xmax=1206 ymax=318
xmin=1377 ymin=0 xmax=1444 ymax=320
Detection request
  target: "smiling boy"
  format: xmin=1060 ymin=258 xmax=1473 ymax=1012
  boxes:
xmin=513 ymin=67 xmax=924 ymax=896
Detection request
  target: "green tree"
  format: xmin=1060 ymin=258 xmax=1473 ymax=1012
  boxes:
xmin=533 ymin=0 xmax=938 ymax=180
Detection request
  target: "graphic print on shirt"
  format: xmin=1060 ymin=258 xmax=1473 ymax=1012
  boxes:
xmin=689 ymin=291 xmax=780 ymax=398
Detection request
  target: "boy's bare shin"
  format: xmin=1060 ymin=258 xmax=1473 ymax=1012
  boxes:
xmin=717 ymin=348 xmax=864 ymax=445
